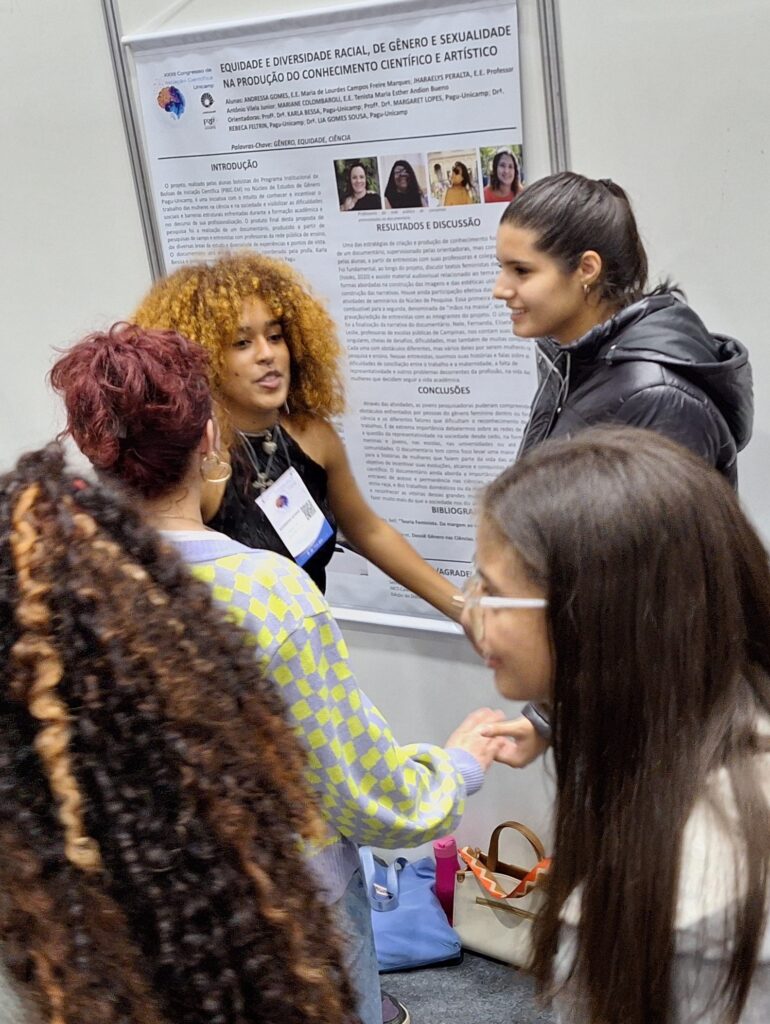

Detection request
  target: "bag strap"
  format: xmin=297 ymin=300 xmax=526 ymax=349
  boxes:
xmin=359 ymin=847 xmax=404 ymax=912
xmin=458 ymin=845 xmax=551 ymax=900
xmin=486 ymin=820 xmax=545 ymax=869
xmin=457 ymin=820 xmax=550 ymax=901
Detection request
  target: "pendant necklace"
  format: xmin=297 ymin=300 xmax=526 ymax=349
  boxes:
xmin=238 ymin=426 xmax=291 ymax=494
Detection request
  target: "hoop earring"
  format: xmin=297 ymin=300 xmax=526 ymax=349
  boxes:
xmin=282 ymin=400 xmax=291 ymax=417
xmin=582 ymin=283 xmax=591 ymax=299
xmin=201 ymin=451 xmax=232 ymax=484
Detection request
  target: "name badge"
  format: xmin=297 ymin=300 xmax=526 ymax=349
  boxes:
xmin=255 ymin=467 xmax=333 ymax=566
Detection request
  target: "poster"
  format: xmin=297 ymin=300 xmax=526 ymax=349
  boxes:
xmin=127 ymin=0 xmax=537 ymax=630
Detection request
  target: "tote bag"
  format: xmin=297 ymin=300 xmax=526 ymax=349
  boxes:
xmin=453 ymin=820 xmax=551 ymax=968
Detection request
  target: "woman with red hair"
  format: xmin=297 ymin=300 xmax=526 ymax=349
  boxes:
xmin=50 ymin=322 xmax=504 ymax=1024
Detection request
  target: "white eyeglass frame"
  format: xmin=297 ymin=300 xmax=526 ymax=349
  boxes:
xmin=453 ymin=571 xmax=548 ymax=612
xmin=463 ymin=595 xmax=548 ymax=610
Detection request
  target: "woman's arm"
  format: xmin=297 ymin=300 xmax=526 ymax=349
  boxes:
xmin=191 ymin=551 xmax=503 ymax=847
xmin=294 ymin=418 xmax=463 ymax=621
xmin=263 ymin=585 xmax=504 ymax=845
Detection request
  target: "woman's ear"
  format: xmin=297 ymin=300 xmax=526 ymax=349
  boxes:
xmin=579 ymin=250 xmax=603 ymax=289
xmin=202 ymin=418 xmax=218 ymax=455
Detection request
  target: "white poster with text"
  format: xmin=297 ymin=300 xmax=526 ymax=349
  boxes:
xmin=128 ymin=0 xmax=537 ymax=630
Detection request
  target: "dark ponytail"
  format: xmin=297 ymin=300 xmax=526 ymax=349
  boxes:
xmin=500 ymin=172 xmax=649 ymax=306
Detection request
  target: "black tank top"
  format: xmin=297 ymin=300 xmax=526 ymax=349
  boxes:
xmin=209 ymin=428 xmax=338 ymax=592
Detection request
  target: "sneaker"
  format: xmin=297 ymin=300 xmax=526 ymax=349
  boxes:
xmin=381 ymin=991 xmax=410 ymax=1024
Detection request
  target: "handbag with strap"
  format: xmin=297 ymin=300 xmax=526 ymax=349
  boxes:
xmin=453 ymin=820 xmax=551 ymax=968
xmin=359 ymin=848 xmax=462 ymax=972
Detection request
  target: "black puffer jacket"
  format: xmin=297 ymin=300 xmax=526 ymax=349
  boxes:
xmin=519 ymin=291 xmax=753 ymax=486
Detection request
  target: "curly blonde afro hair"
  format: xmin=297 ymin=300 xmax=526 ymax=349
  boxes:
xmin=133 ymin=252 xmax=345 ymax=420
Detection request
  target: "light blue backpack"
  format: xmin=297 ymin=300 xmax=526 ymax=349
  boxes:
xmin=359 ymin=848 xmax=462 ymax=972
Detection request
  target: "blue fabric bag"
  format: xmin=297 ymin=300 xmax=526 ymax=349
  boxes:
xmin=359 ymin=848 xmax=462 ymax=972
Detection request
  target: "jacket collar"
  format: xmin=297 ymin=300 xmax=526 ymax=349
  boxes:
xmin=537 ymin=293 xmax=676 ymax=364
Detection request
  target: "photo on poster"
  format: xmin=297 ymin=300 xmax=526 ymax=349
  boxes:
xmin=335 ymin=157 xmax=382 ymax=212
xmin=480 ymin=144 xmax=525 ymax=203
xmin=428 ymin=150 xmax=481 ymax=207
xmin=381 ymin=155 xmax=429 ymax=209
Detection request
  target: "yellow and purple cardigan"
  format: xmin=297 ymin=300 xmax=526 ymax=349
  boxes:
xmin=166 ymin=532 xmax=484 ymax=903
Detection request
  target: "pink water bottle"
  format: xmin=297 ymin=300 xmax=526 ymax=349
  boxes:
xmin=433 ymin=836 xmax=460 ymax=923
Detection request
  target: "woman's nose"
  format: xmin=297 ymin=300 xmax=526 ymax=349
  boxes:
xmin=492 ymin=271 xmax=513 ymax=300
xmin=253 ymin=335 xmax=274 ymax=361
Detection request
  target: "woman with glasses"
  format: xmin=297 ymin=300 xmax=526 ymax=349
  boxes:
xmin=464 ymin=427 xmax=770 ymax=1024
xmin=443 ymin=161 xmax=476 ymax=206
xmin=383 ymin=159 xmax=427 ymax=209
xmin=486 ymin=170 xmax=753 ymax=764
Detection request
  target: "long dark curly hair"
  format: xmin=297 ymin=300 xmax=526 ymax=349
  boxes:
xmin=0 ymin=444 xmax=358 ymax=1024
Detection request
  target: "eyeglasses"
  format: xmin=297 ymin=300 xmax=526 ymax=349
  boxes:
xmin=454 ymin=572 xmax=547 ymax=646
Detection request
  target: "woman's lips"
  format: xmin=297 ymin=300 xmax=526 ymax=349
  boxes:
xmin=255 ymin=373 xmax=283 ymax=390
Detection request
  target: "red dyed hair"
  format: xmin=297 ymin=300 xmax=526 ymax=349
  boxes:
xmin=50 ymin=323 xmax=211 ymax=499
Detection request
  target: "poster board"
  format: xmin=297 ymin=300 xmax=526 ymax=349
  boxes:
xmin=115 ymin=0 xmax=566 ymax=631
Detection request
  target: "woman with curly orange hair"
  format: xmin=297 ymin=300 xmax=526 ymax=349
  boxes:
xmin=132 ymin=252 xmax=461 ymax=617
xmin=0 ymin=443 xmax=358 ymax=1024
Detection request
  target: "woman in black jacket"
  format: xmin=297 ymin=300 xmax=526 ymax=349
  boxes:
xmin=480 ymin=171 xmax=754 ymax=764
xmin=493 ymin=171 xmax=752 ymax=484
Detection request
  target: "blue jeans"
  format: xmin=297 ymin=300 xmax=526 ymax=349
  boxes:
xmin=331 ymin=867 xmax=382 ymax=1024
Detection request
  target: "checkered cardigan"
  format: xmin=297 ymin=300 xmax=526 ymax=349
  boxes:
xmin=168 ymin=533 xmax=483 ymax=902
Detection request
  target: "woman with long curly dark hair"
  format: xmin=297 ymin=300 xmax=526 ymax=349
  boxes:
xmin=0 ymin=442 xmax=358 ymax=1024
xmin=442 ymin=161 xmax=476 ymax=206
xmin=49 ymin=322 xmax=504 ymax=1024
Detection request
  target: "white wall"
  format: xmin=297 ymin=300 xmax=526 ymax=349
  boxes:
xmin=0 ymin=1 xmax=149 ymax=457
xmin=2 ymin=0 xmax=767 ymax=853
xmin=558 ymin=0 xmax=770 ymax=533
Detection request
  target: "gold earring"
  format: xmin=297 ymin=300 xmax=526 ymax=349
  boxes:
xmin=201 ymin=451 xmax=232 ymax=484
xmin=583 ymin=283 xmax=591 ymax=298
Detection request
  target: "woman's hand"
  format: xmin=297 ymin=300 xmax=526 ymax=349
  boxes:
xmin=479 ymin=715 xmax=550 ymax=768
xmin=444 ymin=707 xmax=507 ymax=770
